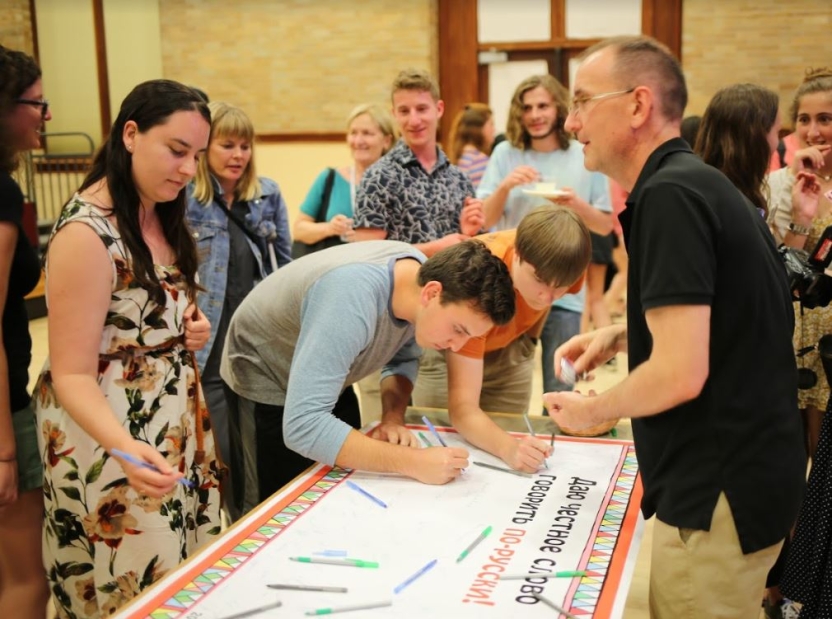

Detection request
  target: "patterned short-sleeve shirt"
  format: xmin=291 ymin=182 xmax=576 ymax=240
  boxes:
xmin=353 ymin=139 xmax=474 ymax=244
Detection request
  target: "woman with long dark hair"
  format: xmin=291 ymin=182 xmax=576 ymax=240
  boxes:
xmin=0 ymin=44 xmax=51 ymax=619
xmin=696 ymin=82 xmax=809 ymax=619
xmin=34 ymin=79 xmax=221 ymax=617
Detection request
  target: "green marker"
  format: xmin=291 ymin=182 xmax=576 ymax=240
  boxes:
xmin=500 ymin=569 xmax=586 ymax=580
xmin=456 ymin=525 xmax=493 ymax=562
xmin=290 ymin=556 xmax=379 ymax=568
xmin=610 ymin=427 xmax=618 ymax=438
xmin=418 ymin=431 xmax=432 ymax=447
xmin=305 ymin=600 xmax=392 ymax=616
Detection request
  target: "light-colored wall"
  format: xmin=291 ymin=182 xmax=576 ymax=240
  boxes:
xmin=256 ymin=141 xmax=352 ymax=226
xmin=157 ymin=0 xmax=437 ymax=134
xmin=35 ymin=0 xmax=102 ymax=151
xmin=104 ymin=0 xmax=164 ymax=120
xmin=21 ymin=0 xmax=832 ymax=221
xmin=682 ymin=0 xmax=832 ymax=121
xmin=0 ymin=0 xmax=35 ymax=56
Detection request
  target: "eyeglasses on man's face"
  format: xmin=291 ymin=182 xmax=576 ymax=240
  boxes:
xmin=568 ymin=88 xmax=635 ymax=116
xmin=17 ymin=98 xmax=50 ymax=118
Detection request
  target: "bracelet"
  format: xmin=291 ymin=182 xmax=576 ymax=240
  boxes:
xmin=789 ymin=221 xmax=811 ymax=236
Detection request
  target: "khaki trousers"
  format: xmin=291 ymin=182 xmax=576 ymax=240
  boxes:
xmin=649 ymin=492 xmax=783 ymax=619
xmin=356 ymin=370 xmax=382 ymax=426
xmin=411 ymin=335 xmax=537 ymax=414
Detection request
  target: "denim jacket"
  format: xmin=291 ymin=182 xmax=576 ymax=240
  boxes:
xmin=186 ymin=175 xmax=292 ymax=371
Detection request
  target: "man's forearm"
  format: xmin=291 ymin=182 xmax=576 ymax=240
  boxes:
xmin=449 ymin=401 xmax=515 ymax=462
xmin=587 ymin=355 xmax=705 ymax=425
xmin=483 ymin=189 xmax=509 ymax=229
xmin=335 ymin=429 xmax=418 ymax=475
xmin=573 ymin=202 xmax=614 ymax=235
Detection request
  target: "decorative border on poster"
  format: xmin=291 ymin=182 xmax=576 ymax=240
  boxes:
xmin=129 ymin=437 xmax=641 ymax=619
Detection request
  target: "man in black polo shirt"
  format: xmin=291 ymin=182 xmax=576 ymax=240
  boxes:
xmin=545 ymin=36 xmax=806 ymax=618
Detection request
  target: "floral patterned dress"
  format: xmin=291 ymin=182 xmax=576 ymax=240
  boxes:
xmin=34 ymin=198 xmax=221 ymax=618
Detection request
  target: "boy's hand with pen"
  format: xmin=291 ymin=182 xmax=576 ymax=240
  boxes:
xmin=504 ymin=436 xmax=551 ymax=473
xmin=111 ymin=441 xmax=186 ymax=497
xmin=406 ymin=446 xmax=470 ymax=484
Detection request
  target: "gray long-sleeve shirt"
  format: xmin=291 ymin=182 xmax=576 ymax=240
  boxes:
xmin=220 ymin=240 xmax=425 ymax=464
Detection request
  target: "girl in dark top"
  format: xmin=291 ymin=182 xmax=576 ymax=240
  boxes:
xmin=0 ymin=45 xmax=51 ymax=618
xmin=695 ymin=83 xmax=805 ymax=619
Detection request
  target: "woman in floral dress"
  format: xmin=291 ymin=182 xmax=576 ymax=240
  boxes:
xmin=34 ymin=80 xmax=221 ymax=618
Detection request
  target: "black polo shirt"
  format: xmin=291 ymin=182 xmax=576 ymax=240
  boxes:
xmin=619 ymin=138 xmax=806 ymax=554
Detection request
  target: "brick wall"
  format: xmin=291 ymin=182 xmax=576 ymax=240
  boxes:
xmin=682 ymin=0 xmax=832 ymax=124
xmin=158 ymin=0 xmax=437 ymax=134
xmin=0 ymin=0 xmax=35 ymax=57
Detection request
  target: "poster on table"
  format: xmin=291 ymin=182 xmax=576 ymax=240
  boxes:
xmin=115 ymin=425 xmax=643 ymax=619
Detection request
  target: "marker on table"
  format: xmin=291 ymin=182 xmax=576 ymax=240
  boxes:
xmin=111 ymin=448 xmax=195 ymax=488
xmin=421 ymin=416 xmax=448 ymax=447
xmin=456 ymin=526 xmax=492 ymax=563
xmin=532 ymin=593 xmax=579 ymax=619
xmin=393 ymin=558 xmax=438 ymax=594
xmin=314 ymin=550 xmax=348 ymax=557
xmin=305 ymin=600 xmax=392 ymax=616
xmin=418 ymin=431 xmax=433 ymax=447
xmin=523 ymin=414 xmax=549 ymax=469
xmin=217 ymin=600 xmax=282 ymax=619
xmin=500 ymin=570 xmax=586 ymax=580
xmin=345 ymin=480 xmax=387 ymax=509
xmin=472 ymin=461 xmax=532 ymax=478
xmin=267 ymin=583 xmax=348 ymax=593
xmin=290 ymin=557 xmax=379 ymax=568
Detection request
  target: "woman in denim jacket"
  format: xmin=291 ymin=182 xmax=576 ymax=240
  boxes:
xmin=186 ymin=102 xmax=291 ymax=513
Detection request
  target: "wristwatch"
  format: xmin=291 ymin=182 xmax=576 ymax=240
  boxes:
xmin=789 ymin=221 xmax=811 ymax=236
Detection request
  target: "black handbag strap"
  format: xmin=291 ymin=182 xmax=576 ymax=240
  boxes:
xmin=313 ymin=168 xmax=337 ymax=223
xmin=216 ymin=201 xmax=263 ymax=248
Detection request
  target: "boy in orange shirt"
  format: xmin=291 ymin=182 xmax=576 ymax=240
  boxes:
xmin=412 ymin=206 xmax=590 ymax=472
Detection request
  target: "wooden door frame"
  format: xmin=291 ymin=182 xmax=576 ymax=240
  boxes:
xmin=437 ymin=0 xmax=683 ymax=148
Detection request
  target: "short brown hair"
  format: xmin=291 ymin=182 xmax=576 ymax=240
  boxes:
xmin=418 ymin=240 xmax=516 ymax=325
xmin=506 ymin=75 xmax=570 ymax=151
xmin=515 ymin=206 xmax=591 ymax=288
xmin=391 ymin=68 xmax=440 ymax=102
xmin=582 ymin=36 xmax=687 ymax=122
xmin=447 ymin=103 xmax=492 ymax=163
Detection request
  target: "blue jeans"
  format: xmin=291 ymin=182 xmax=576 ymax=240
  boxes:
xmin=541 ymin=307 xmax=582 ymax=395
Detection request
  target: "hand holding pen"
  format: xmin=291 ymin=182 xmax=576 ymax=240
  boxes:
xmin=111 ymin=444 xmax=192 ymax=497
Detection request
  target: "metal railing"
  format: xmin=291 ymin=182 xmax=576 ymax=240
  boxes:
xmin=13 ymin=132 xmax=96 ymax=234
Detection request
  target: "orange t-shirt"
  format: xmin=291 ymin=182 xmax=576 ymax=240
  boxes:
xmin=456 ymin=230 xmax=584 ymax=359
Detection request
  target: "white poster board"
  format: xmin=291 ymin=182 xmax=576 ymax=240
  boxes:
xmin=116 ymin=426 xmax=643 ymax=619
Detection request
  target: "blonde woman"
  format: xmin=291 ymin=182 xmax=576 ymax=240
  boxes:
xmin=186 ymin=102 xmax=291 ymax=519
xmin=292 ymin=104 xmax=395 ymax=252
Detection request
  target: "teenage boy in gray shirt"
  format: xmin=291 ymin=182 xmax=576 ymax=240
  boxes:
xmin=221 ymin=240 xmax=515 ymax=516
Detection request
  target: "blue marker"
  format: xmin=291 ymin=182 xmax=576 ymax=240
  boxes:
xmin=111 ymin=448 xmax=195 ymax=488
xmin=345 ymin=480 xmax=388 ymax=508
xmin=314 ymin=550 xmax=348 ymax=557
xmin=421 ymin=416 xmax=448 ymax=447
xmin=393 ymin=559 xmax=438 ymax=595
